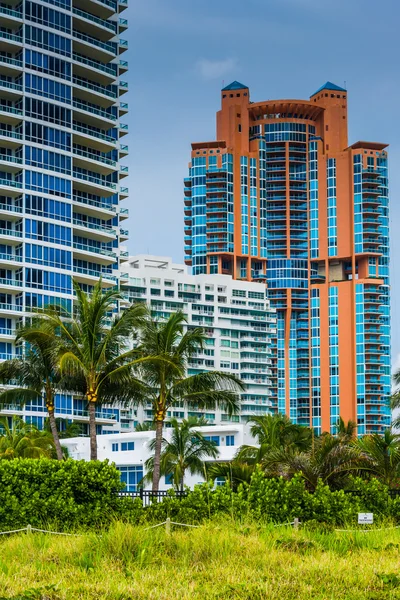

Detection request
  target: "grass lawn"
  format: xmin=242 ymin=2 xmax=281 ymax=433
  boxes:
xmin=1 ymin=521 xmax=400 ymax=599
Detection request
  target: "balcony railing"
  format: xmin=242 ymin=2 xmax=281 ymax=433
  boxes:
xmin=73 ymin=30 xmax=117 ymax=55
xmin=0 ymin=153 xmax=22 ymax=165
xmin=73 ymin=242 xmax=116 ymax=258
xmin=0 ymin=228 xmax=22 ymax=237
xmin=73 ymin=170 xmax=117 ymax=190
xmin=72 ymin=99 xmax=117 ymax=121
xmin=73 ymin=76 xmax=116 ymax=99
xmin=73 ymin=53 xmax=117 ymax=77
xmin=0 ymin=302 xmax=22 ymax=311
xmin=73 ymin=195 xmax=116 ymax=212
xmin=0 ymin=31 xmax=22 ymax=43
xmin=74 ymin=266 xmax=116 ymax=281
xmin=73 ymin=146 xmax=116 ymax=166
xmin=72 ymin=7 xmax=117 ymax=33
xmin=0 ymin=253 xmax=22 ymax=262
xmin=0 ymin=5 xmax=22 ymax=18
xmin=0 ymin=129 xmax=22 ymax=140
xmin=0 ymin=55 xmax=23 ymax=68
xmin=0 ymin=277 xmax=22 ymax=287
xmin=73 ymin=123 xmax=116 ymax=143
xmin=0 ymin=79 xmax=22 ymax=92
xmin=73 ymin=218 xmax=115 ymax=235
xmin=0 ymin=202 xmax=22 ymax=213
xmin=0 ymin=178 xmax=22 ymax=189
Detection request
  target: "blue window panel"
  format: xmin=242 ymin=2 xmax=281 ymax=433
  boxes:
xmin=165 ymin=473 xmax=173 ymax=485
xmin=118 ymin=466 xmax=143 ymax=492
xmin=226 ymin=435 xmax=235 ymax=446
xmin=204 ymin=435 xmax=220 ymax=446
xmin=121 ymin=441 xmax=134 ymax=451
xmin=112 ymin=443 xmax=119 ymax=452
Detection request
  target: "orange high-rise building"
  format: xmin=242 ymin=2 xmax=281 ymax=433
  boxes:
xmin=184 ymin=81 xmax=390 ymax=434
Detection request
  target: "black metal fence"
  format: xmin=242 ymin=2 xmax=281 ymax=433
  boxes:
xmin=119 ymin=489 xmax=188 ymax=507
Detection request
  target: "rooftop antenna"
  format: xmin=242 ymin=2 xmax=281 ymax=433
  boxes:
xmin=344 ymin=80 xmax=347 ymax=89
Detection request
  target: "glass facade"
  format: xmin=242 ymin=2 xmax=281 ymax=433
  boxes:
xmin=0 ymin=0 xmax=129 ymax=432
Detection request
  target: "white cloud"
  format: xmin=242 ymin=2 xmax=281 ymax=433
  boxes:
xmin=196 ymin=58 xmax=238 ymax=81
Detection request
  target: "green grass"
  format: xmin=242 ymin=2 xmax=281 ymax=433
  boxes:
xmin=2 ymin=521 xmax=400 ymax=599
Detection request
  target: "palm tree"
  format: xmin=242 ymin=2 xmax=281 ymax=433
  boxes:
xmin=0 ymin=416 xmax=55 ymax=459
xmin=137 ymin=311 xmax=244 ymax=492
xmin=235 ymin=413 xmax=312 ymax=467
xmin=0 ymin=320 xmax=65 ymax=460
xmin=334 ymin=417 xmax=357 ymax=442
xmin=38 ymin=279 xmax=151 ymax=460
xmin=355 ymin=429 xmax=400 ymax=487
xmin=263 ymin=432 xmax=363 ymax=491
xmin=206 ymin=460 xmax=255 ymax=490
xmin=144 ymin=417 xmax=219 ymax=491
xmin=390 ymin=391 xmax=400 ymax=430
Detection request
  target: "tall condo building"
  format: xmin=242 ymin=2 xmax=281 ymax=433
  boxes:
xmin=184 ymin=81 xmax=390 ymax=435
xmin=119 ymin=254 xmax=276 ymax=428
xmin=0 ymin=0 xmax=129 ymax=430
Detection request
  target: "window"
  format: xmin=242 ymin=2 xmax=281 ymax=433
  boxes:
xmin=204 ymin=435 xmax=220 ymax=446
xmin=112 ymin=443 xmax=118 ymax=452
xmin=117 ymin=466 xmax=143 ymax=492
xmin=121 ymin=441 xmax=134 ymax=451
xmin=165 ymin=473 xmax=173 ymax=485
xmin=226 ymin=435 xmax=235 ymax=446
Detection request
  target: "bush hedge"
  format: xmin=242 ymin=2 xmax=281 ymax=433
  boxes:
xmin=2 ymin=461 xmax=400 ymax=531
xmin=0 ymin=459 xmax=123 ymax=530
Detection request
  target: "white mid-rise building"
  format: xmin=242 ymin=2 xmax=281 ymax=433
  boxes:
xmin=62 ymin=424 xmax=251 ymax=491
xmin=112 ymin=254 xmax=277 ymax=431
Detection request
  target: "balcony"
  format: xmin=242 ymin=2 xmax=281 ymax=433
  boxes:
xmin=73 ymin=76 xmax=116 ymax=102
xmin=73 ymin=122 xmax=117 ymax=152
xmin=73 ymin=193 xmax=116 ymax=219
xmin=119 ymin=81 xmax=128 ymax=95
xmin=119 ymin=207 xmax=129 ymax=220
xmin=0 ymin=301 xmax=22 ymax=313
xmin=73 ymin=265 xmax=117 ymax=285
xmin=73 ymin=242 xmax=117 ymax=263
xmin=120 ymin=186 xmax=128 ymax=198
xmin=0 ymin=177 xmax=22 ymax=193
xmin=120 ymin=228 xmax=129 ymax=240
xmin=73 ymin=169 xmax=117 ymax=196
xmin=0 ymin=30 xmax=22 ymax=51
xmin=74 ymin=0 xmax=117 ymax=19
xmin=73 ymin=53 xmax=117 ymax=85
xmin=73 ymin=7 xmax=117 ymax=40
xmin=73 ymin=218 xmax=116 ymax=239
xmin=73 ymin=146 xmax=116 ymax=170
xmin=0 ymin=276 xmax=22 ymax=290
xmin=73 ymin=30 xmax=117 ymax=62
xmin=0 ymin=227 xmax=22 ymax=242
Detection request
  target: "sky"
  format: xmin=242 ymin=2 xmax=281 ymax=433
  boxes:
xmin=122 ymin=0 xmax=400 ymax=368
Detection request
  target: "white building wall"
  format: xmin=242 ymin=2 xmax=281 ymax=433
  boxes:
xmin=115 ymin=254 xmax=277 ymax=431
xmin=62 ymin=424 xmax=251 ymax=491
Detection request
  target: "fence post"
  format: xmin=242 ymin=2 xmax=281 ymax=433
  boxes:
xmin=26 ymin=524 xmax=32 ymax=535
xmin=293 ymin=518 xmax=299 ymax=530
xmin=165 ymin=517 xmax=171 ymax=535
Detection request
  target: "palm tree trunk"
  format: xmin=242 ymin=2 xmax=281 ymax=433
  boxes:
xmin=152 ymin=418 xmax=163 ymax=492
xmin=180 ymin=475 xmax=184 ymax=493
xmin=48 ymin=408 xmax=63 ymax=461
xmin=88 ymin=400 xmax=97 ymax=460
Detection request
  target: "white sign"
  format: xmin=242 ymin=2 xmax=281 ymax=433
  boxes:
xmin=358 ymin=513 xmax=373 ymax=524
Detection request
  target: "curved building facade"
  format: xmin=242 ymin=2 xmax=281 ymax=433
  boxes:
xmin=0 ymin=0 xmax=129 ymax=430
xmin=184 ymin=81 xmax=390 ymax=435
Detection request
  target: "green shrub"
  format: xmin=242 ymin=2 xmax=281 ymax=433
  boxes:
xmin=0 ymin=459 xmax=124 ymax=530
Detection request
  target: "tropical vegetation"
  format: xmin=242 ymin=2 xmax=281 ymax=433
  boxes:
xmin=0 ymin=416 xmax=55 ymax=460
xmin=144 ymin=417 xmax=219 ymax=491
xmin=134 ymin=311 xmax=243 ymax=491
